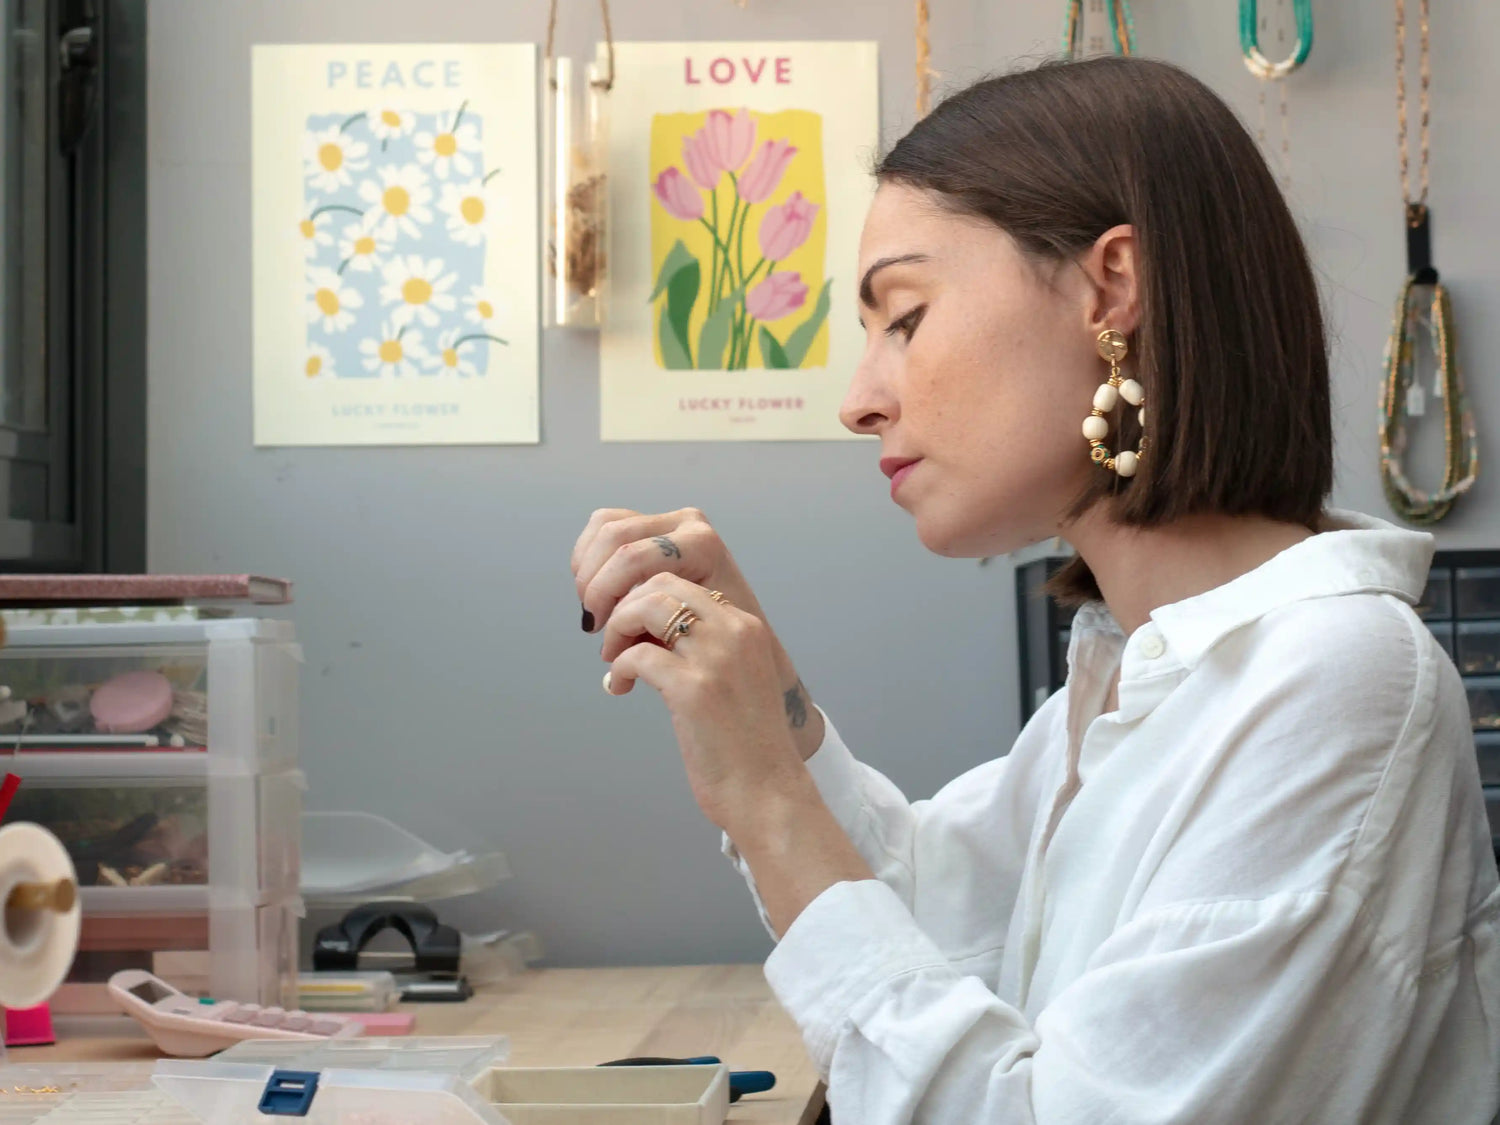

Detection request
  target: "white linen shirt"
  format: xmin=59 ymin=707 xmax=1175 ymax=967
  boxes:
xmin=724 ymin=510 xmax=1500 ymax=1123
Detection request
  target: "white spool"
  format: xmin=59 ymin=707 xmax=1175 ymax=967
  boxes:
xmin=0 ymin=822 xmax=80 ymax=1009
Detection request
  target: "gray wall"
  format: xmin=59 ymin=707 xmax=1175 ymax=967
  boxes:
xmin=146 ymin=1 xmax=1500 ymax=966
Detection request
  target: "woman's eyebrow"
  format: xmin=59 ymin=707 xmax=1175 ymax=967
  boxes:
xmin=858 ymin=253 xmax=932 ymax=308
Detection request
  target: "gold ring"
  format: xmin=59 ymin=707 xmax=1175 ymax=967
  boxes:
xmin=708 ymin=590 xmax=731 ymax=607
xmin=663 ymin=611 xmax=699 ymax=651
xmin=661 ymin=603 xmax=692 ymax=644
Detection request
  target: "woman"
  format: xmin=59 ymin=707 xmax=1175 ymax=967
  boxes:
xmin=570 ymin=57 xmax=1500 ymax=1122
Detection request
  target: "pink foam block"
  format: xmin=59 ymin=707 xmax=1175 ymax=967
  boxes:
xmin=5 ymin=1003 xmax=56 ymax=1047
xmin=348 ymin=1011 xmax=416 ymax=1036
xmin=90 ymin=670 xmax=174 ymax=734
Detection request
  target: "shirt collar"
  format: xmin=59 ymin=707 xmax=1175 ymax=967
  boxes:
xmin=1071 ymin=508 xmax=1434 ymax=671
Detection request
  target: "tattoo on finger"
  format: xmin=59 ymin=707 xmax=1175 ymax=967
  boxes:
xmin=654 ymin=536 xmax=682 ymax=559
xmin=784 ymin=680 xmax=809 ymax=730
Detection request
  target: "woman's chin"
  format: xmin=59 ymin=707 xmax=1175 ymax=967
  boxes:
xmin=906 ymin=501 xmax=1050 ymax=561
xmin=913 ymin=512 xmax=1027 ymax=560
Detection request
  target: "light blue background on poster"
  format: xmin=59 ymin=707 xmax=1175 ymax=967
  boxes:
xmin=303 ymin=108 xmax=491 ymax=378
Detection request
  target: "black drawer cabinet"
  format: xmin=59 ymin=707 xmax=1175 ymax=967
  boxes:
xmin=1416 ymin=553 xmax=1500 ymax=863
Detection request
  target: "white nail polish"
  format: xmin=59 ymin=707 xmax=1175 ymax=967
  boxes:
xmin=602 ymin=671 xmax=614 ymax=694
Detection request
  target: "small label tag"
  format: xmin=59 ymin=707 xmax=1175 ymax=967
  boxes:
xmin=1407 ymin=383 xmax=1427 ymax=416
xmin=1432 ymin=372 xmax=1444 ymax=399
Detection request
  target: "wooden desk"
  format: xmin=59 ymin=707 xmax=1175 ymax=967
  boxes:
xmin=23 ymin=964 xmax=826 ymax=1125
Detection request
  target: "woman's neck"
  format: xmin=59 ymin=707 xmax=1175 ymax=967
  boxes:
xmin=1065 ymin=510 xmax=1316 ymax=636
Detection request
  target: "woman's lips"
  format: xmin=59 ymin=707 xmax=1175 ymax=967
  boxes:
xmin=880 ymin=457 xmax=922 ymax=498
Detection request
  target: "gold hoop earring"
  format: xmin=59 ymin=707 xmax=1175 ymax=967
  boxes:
xmin=1082 ymin=329 xmax=1145 ymax=478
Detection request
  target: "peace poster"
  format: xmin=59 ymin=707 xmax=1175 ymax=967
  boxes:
xmin=251 ymin=44 xmax=539 ymax=446
xmin=599 ymin=42 xmax=880 ymax=441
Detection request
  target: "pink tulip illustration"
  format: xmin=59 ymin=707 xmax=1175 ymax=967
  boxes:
xmin=652 ymin=167 xmax=704 ymax=221
xmin=703 ymin=108 xmax=756 ymax=174
xmin=746 ymin=272 xmax=809 ymax=322
xmin=758 ymin=192 xmax=819 ymax=262
xmin=736 ymin=140 xmax=798 ymax=204
xmin=682 ymin=129 xmax=723 ymax=190
xmin=649 ymin=113 xmax=832 ymax=372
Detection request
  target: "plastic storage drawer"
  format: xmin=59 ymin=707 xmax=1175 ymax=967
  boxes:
xmin=4 ymin=756 xmax=303 ymax=900
xmin=1457 ymin=568 xmax=1500 ymax=620
xmin=1457 ymin=622 xmax=1500 ymax=677
xmin=55 ymin=895 xmax=302 ymax=1016
xmin=0 ymin=618 xmax=299 ymax=769
xmin=1468 ymin=677 xmax=1500 ymax=732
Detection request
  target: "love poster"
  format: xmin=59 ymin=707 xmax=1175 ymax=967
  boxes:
xmin=251 ymin=44 xmax=539 ymax=446
xmin=599 ymin=42 xmax=879 ymax=441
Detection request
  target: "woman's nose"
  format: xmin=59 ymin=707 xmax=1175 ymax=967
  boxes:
xmin=840 ymin=352 xmax=898 ymax=436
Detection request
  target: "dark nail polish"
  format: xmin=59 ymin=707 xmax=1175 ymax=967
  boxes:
xmin=581 ymin=607 xmax=596 ymax=632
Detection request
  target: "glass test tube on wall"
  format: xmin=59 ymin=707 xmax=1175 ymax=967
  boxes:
xmin=544 ymin=56 xmax=610 ymax=328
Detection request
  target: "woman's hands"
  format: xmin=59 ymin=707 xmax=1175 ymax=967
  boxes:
xmin=594 ymin=571 xmax=808 ymax=833
xmin=571 ymin=508 xmax=823 ymax=763
xmin=571 ymin=507 xmax=872 ymax=936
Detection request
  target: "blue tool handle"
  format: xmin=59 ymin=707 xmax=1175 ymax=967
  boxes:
xmin=729 ymin=1069 xmax=777 ymax=1097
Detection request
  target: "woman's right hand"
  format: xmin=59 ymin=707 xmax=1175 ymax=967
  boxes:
xmin=570 ymin=507 xmax=824 ymax=761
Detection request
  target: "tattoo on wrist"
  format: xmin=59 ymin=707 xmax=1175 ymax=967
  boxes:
xmin=653 ymin=536 xmax=682 ymax=559
xmin=784 ymin=679 xmax=809 ymax=730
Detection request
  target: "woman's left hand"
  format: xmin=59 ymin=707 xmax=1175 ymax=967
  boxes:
xmin=600 ymin=571 xmax=808 ymax=834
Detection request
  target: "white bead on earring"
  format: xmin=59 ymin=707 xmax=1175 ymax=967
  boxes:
xmin=1084 ymin=329 xmax=1147 ymax=478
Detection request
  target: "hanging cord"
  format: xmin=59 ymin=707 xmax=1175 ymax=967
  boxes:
xmin=915 ymin=0 xmax=935 ymax=117
xmin=593 ymin=0 xmax=615 ymax=91
xmin=1379 ymin=0 xmax=1478 ymax=524
xmin=545 ymin=0 xmax=614 ymax=90
xmin=1061 ymin=0 xmax=1135 ymax=59
xmin=1395 ymin=0 xmax=1429 ymax=216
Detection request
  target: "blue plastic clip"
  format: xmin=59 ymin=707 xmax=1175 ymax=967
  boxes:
xmin=258 ymin=1070 xmax=320 ymax=1116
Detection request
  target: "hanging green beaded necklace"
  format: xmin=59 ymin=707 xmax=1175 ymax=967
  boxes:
xmin=1378 ymin=0 xmax=1479 ymax=525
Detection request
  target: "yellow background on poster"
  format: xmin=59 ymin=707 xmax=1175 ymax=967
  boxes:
xmin=648 ymin=109 xmax=829 ymax=370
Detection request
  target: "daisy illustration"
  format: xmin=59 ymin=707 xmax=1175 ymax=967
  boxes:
xmin=306 ymin=267 xmax=364 ymax=334
xmin=298 ymin=215 xmax=333 ymax=260
xmin=366 ymin=104 xmax=416 ymax=146
xmin=439 ymin=180 xmax=495 ymax=247
xmin=359 ymin=319 xmax=430 ymax=378
xmin=304 ymin=342 xmax=336 ymax=379
xmin=337 ymin=221 xmax=392 ymax=274
xmin=303 ymin=126 xmax=370 ymax=193
xmin=431 ymin=328 xmax=482 ymax=377
xmin=379 ymin=254 xmax=458 ymax=329
xmin=462 ymin=285 xmax=505 ymax=327
xmin=414 ymin=103 xmax=481 ymax=181
xmin=357 ymin=164 xmax=434 ymax=243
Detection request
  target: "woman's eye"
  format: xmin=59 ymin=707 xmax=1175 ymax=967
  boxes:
xmin=885 ymin=304 xmax=927 ymax=341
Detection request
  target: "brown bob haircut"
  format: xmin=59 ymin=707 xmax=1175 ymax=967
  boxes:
xmin=876 ymin=57 xmax=1332 ymax=603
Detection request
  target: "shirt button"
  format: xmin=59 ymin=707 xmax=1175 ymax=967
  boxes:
xmin=1139 ymin=633 xmax=1166 ymax=660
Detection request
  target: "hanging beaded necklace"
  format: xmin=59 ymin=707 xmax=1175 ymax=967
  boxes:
xmin=1378 ymin=0 xmax=1479 ymax=524
xmin=1239 ymin=0 xmax=1311 ymax=185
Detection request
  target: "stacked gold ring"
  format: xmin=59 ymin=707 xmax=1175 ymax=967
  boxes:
xmin=661 ymin=603 xmax=699 ymax=650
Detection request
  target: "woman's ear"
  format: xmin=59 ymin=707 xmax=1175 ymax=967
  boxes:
xmin=1078 ymin=224 xmax=1140 ymax=337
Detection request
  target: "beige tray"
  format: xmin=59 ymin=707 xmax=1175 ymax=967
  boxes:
xmin=474 ymin=1064 xmax=730 ymax=1125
